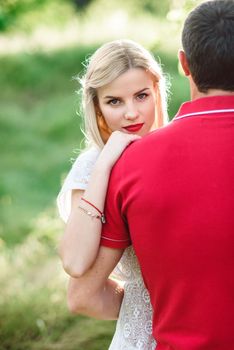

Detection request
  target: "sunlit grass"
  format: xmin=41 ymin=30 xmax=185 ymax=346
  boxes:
xmin=0 ymin=210 xmax=116 ymax=349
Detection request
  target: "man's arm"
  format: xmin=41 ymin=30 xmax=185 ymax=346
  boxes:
xmin=67 ymin=246 xmax=124 ymax=320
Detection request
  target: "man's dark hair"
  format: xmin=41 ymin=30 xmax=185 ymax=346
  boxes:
xmin=182 ymin=0 xmax=234 ymax=92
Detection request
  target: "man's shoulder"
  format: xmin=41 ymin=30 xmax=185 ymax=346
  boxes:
xmin=126 ymin=122 xmax=177 ymax=156
xmin=112 ymin=122 xmax=177 ymax=173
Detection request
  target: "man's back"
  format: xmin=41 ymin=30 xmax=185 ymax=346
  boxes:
xmin=101 ymin=1 xmax=234 ymax=348
xmin=101 ymin=95 xmax=234 ymax=349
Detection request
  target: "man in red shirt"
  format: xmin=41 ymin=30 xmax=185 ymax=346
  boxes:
xmin=68 ymin=1 xmax=234 ymax=349
xmin=98 ymin=1 xmax=234 ymax=348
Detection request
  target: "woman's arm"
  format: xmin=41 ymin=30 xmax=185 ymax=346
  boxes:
xmin=59 ymin=131 xmax=140 ymax=277
xmin=59 ymin=158 xmax=111 ymax=277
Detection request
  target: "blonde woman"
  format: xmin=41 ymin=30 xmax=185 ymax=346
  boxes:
xmin=57 ymin=39 xmax=168 ymax=349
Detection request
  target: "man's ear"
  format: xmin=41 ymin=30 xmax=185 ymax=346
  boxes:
xmin=178 ymin=50 xmax=190 ymax=76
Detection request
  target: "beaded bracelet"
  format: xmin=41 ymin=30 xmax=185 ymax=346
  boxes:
xmin=78 ymin=197 xmax=106 ymax=224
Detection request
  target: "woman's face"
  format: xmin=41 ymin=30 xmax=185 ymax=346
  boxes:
xmin=97 ymin=68 xmax=158 ymax=137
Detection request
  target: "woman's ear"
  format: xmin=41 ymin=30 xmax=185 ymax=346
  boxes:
xmin=178 ymin=50 xmax=190 ymax=76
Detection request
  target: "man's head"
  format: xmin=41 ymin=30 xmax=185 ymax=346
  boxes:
xmin=180 ymin=0 xmax=234 ymax=93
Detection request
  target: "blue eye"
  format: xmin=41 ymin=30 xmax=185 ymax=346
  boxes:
xmin=107 ymin=99 xmax=120 ymax=106
xmin=137 ymin=93 xmax=148 ymax=100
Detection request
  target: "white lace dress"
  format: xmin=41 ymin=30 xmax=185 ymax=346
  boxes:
xmin=57 ymin=147 xmax=156 ymax=350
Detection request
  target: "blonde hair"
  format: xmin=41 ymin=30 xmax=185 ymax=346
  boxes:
xmin=78 ymin=39 xmax=168 ymax=149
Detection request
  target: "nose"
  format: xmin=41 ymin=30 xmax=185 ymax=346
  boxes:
xmin=124 ymin=106 xmax=139 ymax=120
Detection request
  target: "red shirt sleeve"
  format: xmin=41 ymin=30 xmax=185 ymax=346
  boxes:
xmin=100 ymin=159 xmax=131 ymax=249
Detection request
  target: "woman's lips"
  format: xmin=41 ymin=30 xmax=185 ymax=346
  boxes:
xmin=123 ymin=123 xmax=144 ymax=133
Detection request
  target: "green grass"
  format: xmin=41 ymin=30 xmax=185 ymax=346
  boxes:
xmin=0 ymin=211 xmax=116 ymax=349
xmin=0 ymin=288 xmax=116 ymax=350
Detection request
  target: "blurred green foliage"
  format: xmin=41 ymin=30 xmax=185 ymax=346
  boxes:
xmin=0 ymin=0 xmax=48 ymax=31
xmin=0 ymin=45 xmax=95 ymax=245
xmin=0 ymin=0 xmax=95 ymax=32
xmin=0 ymin=0 xmax=204 ymax=33
xmin=128 ymin=0 xmax=171 ymax=16
xmin=73 ymin=0 xmax=96 ymax=11
xmin=0 ymin=1 xmax=66 ymax=31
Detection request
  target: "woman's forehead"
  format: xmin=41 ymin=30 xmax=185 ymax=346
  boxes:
xmin=97 ymin=68 xmax=154 ymax=98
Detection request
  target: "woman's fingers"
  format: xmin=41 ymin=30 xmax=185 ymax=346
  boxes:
xmin=97 ymin=131 xmax=142 ymax=169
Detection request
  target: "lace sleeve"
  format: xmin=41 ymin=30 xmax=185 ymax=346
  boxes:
xmin=57 ymin=147 xmax=100 ymax=222
xmin=109 ymin=247 xmax=156 ymax=349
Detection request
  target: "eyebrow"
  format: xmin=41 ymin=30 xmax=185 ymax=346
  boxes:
xmin=103 ymin=88 xmax=150 ymax=100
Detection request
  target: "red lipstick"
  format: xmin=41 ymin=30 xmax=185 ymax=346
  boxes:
xmin=123 ymin=123 xmax=144 ymax=133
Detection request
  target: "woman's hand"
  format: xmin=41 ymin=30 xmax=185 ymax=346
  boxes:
xmin=97 ymin=131 xmax=141 ymax=169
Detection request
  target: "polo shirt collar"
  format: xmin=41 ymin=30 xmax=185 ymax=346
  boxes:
xmin=174 ymin=95 xmax=234 ymax=121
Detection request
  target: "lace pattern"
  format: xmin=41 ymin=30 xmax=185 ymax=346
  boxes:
xmin=112 ymin=245 xmax=141 ymax=281
xmin=109 ymin=246 xmax=156 ymax=349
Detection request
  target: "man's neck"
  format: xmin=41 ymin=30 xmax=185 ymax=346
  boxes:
xmin=190 ymin=82 xmax=234 ymax=101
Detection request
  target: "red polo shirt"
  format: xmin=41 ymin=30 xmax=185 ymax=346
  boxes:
xmin=101 ymin=95 xmax=234 ymax=350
